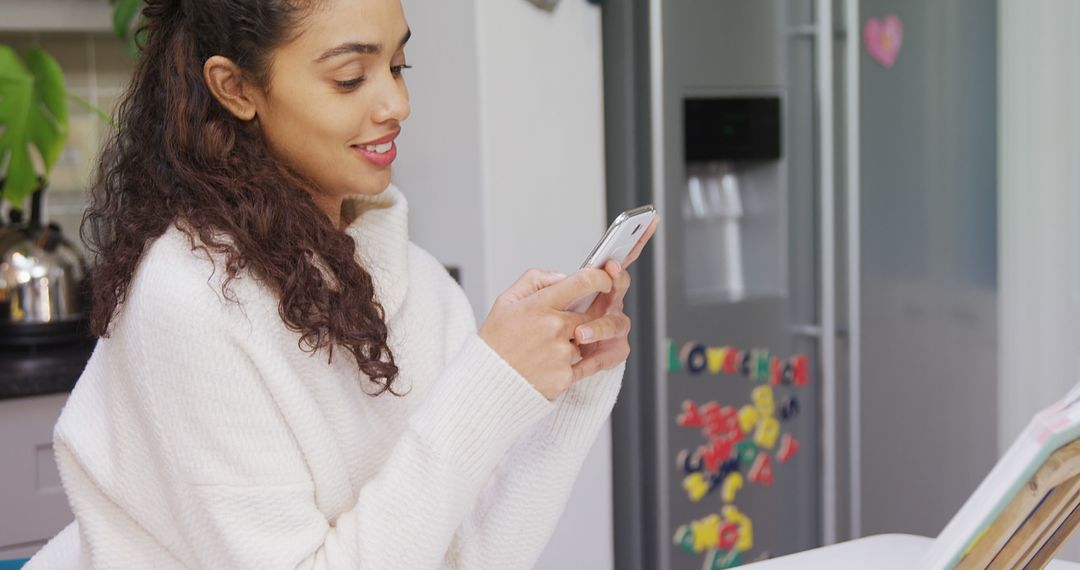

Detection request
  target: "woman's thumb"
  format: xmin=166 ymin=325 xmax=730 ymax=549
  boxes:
xmin=501 ymin=269 xmax=568 ymax=303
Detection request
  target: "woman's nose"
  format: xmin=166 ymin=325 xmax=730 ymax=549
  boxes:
xmin=373 ymin=75 xmax=410 ymax=124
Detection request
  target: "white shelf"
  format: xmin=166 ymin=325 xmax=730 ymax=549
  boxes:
xmin=2 ymin=0 xmax=114 ymax=34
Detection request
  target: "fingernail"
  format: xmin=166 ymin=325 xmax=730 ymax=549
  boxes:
xmin=578 ymin=326 xmax=594 ymax=342
xmin=614 ymin=263 xmax=623 ymax=275
xmin=553 ymin=272 xmax=568 ymax=279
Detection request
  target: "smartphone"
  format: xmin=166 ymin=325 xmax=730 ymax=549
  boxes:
xmin=566 ymin=204 xmax=658 ymax=312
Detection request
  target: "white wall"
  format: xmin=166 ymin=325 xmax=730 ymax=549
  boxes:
xmin=474 ymin=1 xmax=611 ymax=568
xmin=393 ymin=0 xmax=487 ymax=314
xmin=998 ymin=0 xmax=1080 ymax=452
xmin=998 ymin=0 xmax=1080 ymax=560
xmin=475 ymin=0 xmax=609 ymax=286
xmin=395 ymin=0 xmax=614 ymax=568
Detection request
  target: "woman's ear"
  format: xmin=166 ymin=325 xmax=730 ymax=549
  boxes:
xmin=203 ymin=55 xmax=259 ymax=121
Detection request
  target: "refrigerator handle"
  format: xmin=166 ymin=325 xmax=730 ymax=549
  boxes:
xmin=843 ymin=0 xmax=863 ymax=541
xmin=814 ymin=0 xmax=838 ymax=547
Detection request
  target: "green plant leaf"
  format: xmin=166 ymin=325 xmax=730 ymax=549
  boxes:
xmin=128 ymin=25 xmax=144 ymax=58
xmin=0 ymin=46 xmax=69 ymax=206
xmin=113 ymin=0 xmax=142 ymax=41
xmin=0 ymin=46 xmax=37 ymax=206
xmin=24 ymin=47 xmax=69 ymax=172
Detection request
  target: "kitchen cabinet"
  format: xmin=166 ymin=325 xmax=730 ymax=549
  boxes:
xmin=2 ymin=0 xmax=113 ymax=33
xmin=0 ymin=393 xmax=72 ymax=559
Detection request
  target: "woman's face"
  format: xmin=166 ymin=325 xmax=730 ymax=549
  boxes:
xmin=254 ymin=0 xmax=411 ymax=215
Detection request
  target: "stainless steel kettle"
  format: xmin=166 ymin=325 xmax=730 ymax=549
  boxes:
xmin=0 ymin=219 xmax=87 ymax=324
xmin=0 ymin=185 xmax=90 ymax=346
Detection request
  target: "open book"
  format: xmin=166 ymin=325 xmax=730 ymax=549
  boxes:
xmin=921 ymin=381 xmax=1080 ymax=568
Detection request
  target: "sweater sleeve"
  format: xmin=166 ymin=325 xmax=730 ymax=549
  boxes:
xmin=53 ymin=269 xmax=556 ymax=570
xmin=439 ymin=363 xmax=626 ymax=569
xmin=315 ymin=333 xmax=560 ymax=570
xmin=431 ymin=272 xmax=628 ymax=569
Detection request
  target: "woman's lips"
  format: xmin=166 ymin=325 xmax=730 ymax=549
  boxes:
xmin=351 ymin=130 xmax=400 ymax=167
xmin=358 ymin=130 xmax=400 ymax=146
xmin=352 ymin=141 xmax=397 ymax=167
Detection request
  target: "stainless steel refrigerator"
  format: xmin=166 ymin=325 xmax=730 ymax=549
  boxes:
xmin=602 ymin=1 xmax=999 ymax=568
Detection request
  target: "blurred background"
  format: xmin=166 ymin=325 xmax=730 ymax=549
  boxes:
xmin=1 ymin=0 xmax=1078 ymax=568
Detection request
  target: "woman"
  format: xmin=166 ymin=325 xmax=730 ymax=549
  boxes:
xmin=27 ymin=0 xmax=656 ymax=568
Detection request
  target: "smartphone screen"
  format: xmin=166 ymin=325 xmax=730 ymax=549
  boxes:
xmin=581 ymin=205 xmax=657 ymax=269
xmin=567 ymin=205 xmax=656 ymax=311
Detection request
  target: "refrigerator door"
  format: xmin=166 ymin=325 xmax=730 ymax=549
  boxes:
xmin=855 ymin=0 xmax=999 ymax=539
xmin=657 ymin=1 xmax=822 ymax=567
xmin=608 ymin=1 xmax=999 ymax=568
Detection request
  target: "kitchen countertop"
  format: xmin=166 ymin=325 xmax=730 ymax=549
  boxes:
xmin=0 ymin=337 xmax=96 ymax=399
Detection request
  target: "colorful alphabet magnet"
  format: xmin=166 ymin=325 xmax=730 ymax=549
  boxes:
xmin=670 ymin=337 xmax=812 ymax=566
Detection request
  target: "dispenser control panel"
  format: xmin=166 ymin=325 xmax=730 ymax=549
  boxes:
xmin=684 ymin=97 xmax=781 ymax=162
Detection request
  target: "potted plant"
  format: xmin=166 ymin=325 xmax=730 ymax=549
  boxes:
xmin=0 ymin=0 xmax=138 ymax=217
xmin=0 ymin=3 xmax=123 ymax=338
xmin=0 ymin=45 xmax=68 ymax=221
xmin=0 ymin=0 xmax=137 ymax=342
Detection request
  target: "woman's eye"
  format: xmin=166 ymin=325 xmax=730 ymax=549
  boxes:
xmin=335 ymin=76 xmax=366 ymax=90
xmin=391 ymin=64 xmax=413 ymax=78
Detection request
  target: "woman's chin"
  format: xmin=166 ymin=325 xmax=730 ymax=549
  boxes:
xmin=358 ymin=171 xmax=393 ymax=195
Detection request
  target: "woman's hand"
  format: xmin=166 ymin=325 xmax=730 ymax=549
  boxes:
xmin=478 ymin=216 xmax=658 ymax=399
xmin=570 ymin=217 xmax=659 ymax=381
xmin=478 ymin=268 xmax=615 ymax=400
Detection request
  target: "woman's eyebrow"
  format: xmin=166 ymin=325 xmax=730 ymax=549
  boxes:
xmin=314 ymin=28 xmax=412 ymax=63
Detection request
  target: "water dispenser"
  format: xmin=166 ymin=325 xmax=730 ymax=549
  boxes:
xmin=682 ymin=96 xmax=786 ymax=303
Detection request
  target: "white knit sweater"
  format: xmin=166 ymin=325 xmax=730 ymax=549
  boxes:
xmin=27 ymin=185 xmax=624 ymax=569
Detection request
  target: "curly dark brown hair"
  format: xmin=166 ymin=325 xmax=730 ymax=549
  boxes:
xmin=81 ymin=0 xmax=401 ymax=395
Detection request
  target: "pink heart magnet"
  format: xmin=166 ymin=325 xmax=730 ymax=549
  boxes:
xmin=863 ymin=14 xmax=903 ymax=69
